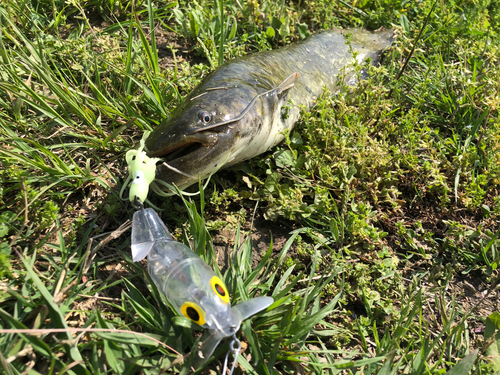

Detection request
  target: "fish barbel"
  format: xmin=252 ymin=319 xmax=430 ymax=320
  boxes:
xmin=145 ymin=28 xmax=393 ymax=190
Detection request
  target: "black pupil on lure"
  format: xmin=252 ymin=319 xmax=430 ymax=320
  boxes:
xmin=199 ymin=111 xmax=211 ymax=123
xmin=215 ymin=284 xmax=225 ymax=296
xmin=186 ymin=307 xmax=200 ymax=321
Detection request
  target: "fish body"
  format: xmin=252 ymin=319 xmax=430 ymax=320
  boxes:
xmin=146 ymin=28 xmax=393 ymax=190
xmin=131 ymin=208 xmax=273 ymax=366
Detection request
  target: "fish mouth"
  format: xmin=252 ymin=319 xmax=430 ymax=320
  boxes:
xmin=146 ymin=132 xmax=219 ymax=169
xmin=160 ymin=141 xmax=205 ymax=162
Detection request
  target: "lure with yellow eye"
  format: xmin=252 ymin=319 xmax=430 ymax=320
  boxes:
xmin=131 ymin=207 xmax=273 ymax=368
xmin=180 ymin=301 xmax=206 ymax=325
xmin=210 ymin=276 xmax=230 ymax=304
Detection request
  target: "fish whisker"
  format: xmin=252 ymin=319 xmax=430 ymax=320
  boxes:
xmin=162 ymin=162 xmax=197 ymax=179
xmin=191 ymin=86 xmax=239 ymax=101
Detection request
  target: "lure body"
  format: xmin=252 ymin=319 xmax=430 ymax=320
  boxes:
xmin=131 ymin=208 xmax=273 ymax=366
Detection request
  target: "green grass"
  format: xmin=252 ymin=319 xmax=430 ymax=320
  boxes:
xmin=1 ymin=0 xmax=500 ymax=374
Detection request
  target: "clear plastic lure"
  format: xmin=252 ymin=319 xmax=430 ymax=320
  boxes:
xmin=131 ymin=207 xmax=273 ymax=367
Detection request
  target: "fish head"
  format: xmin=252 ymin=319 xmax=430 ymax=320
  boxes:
xmin=145 ymin=82 xmax=263 ymax=190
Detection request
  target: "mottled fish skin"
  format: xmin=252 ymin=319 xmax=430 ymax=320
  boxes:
xmin=146 ymin=28 xmax=393 ymax=190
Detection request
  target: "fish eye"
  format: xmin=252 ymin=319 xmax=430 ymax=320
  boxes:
xmin=180 ymin=301 xmax=206 ymax=325
xmin=198 ymin=111 xmax=212 ymax=124
xmin=210 ymin=276 xmax=230 ymax=304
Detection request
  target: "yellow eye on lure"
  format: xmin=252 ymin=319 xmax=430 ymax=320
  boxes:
xmin=131 ymin=207 xmax=273 ymax=367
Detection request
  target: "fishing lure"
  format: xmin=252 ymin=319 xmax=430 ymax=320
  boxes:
xmin=125 ymin=136 xmax=160 ymax=203
xmin=131 ymin=203 xmax=273 ymax=368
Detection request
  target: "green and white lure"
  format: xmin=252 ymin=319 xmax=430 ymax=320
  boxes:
xmin=125 ymin=136 xmax=160 ymax=204
xmin=126 ymin=146 xmax=273 ymax=369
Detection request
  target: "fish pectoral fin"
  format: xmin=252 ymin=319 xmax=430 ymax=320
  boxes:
xmin=277 ymin=72 xmax=300 ymax=95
